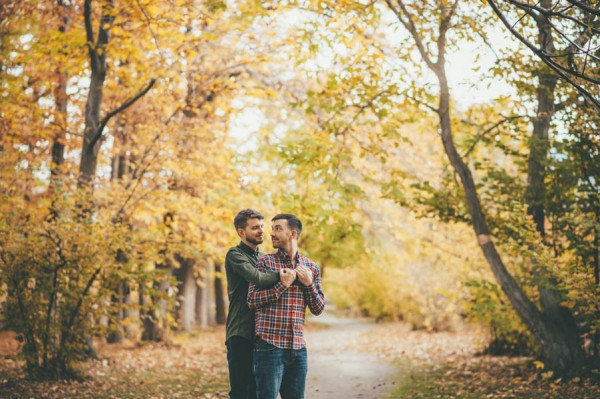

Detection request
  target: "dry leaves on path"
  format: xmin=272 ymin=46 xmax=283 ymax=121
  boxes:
xmin=358 ymin=322 xmax=600 ymax=399
xmin=0 ymin=328 xmax=230 ymax=399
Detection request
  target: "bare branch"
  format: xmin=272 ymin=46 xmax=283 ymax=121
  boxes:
xmin=89 ymin=79 xmax=156 ymax=149
xmin=564 ymin=0 xmax=600 ymax=16
xmin=135 ymin=0 xmax=164 ymax=61
xmin=486 ymin=0 xmax=600 ymax=110
xmin=436 ymin=0 xmax=459 ymax=68
xmin=462 ymin=115 xmax=527 ymax=158
xmin=385 ymin=0 xmax=437 ymax=70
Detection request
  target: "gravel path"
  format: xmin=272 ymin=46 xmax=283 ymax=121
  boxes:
xmin=304 ymin=311 xmax=397 ymax=399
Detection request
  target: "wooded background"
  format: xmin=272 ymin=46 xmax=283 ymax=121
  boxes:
xmin=0 ymin=0 xmax=598 ymax=379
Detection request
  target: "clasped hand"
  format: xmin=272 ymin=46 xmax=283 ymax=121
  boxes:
xmin=280 ymin=268 xmax=296 ymax=287
xmin=294 ymin=265 xmax=313 ymax=286
xmin=279 ymin=265 xmax=313 ymax=287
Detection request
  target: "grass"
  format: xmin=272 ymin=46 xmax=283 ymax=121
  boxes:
xmin=354 ymin=323 xmax=600 ymax=399
xmin=383 ymin=346 xmax=600 ymax=399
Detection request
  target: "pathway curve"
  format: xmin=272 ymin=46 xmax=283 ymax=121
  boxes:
xmin=305 ymin=311 xmax=397 ymax=399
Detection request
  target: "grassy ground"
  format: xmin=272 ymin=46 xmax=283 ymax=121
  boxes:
xmin=0 ymin=330 xmax=230 ymax=399
xmin=388 ymin=357 xmax=599 ymax=399
xmin=355 ymin=323 xmax=600 ymax=399
xmin=1 ymin=323 xmax=598 ymax=399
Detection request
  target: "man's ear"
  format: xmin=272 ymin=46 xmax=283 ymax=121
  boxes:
xmin=291 ymin=229 xmax=298 ymax=240
xmin=237 ymin=228 xmax=245 ymax=239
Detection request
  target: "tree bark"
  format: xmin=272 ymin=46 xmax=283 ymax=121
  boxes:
xmin=78 ymin=0 xmax=113 ymax=187
xmin=214 ymin=261 xmax=226 ymax=325
xmin=195 ymin=258 xmax=215 ymax=328
xmin=50 ymin=0 xmax=71 ymax=188
xmin=387 ymin=0 xmax=584 ymax=373
xmin=524 ymin=0 xmax=584 ymax=372
xmin=141 ymin=264 xmax=171 ymax=342
xmin=174 ymin=256 xmax=197 ymax=332
xmin=194 ymin=277 xmax=206 ymax=328
xmin=78 ymin=1 xmax=154 ymax=188
xmin=107 ymin=280 xmax=132 ymax=344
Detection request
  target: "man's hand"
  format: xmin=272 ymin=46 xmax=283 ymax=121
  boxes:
xmin=295 ymin=265 xmax=313 ymax=286
xmin=280 ymin=268 xmax=297 ymax=288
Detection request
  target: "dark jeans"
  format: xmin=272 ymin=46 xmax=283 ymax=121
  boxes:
xmin=226 ymin=336 xmax=256 ymax=399
xmin=253 ymin=339 xmax=307 ymax=399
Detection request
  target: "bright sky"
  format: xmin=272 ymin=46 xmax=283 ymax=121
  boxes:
xmin=228 ymin=18 xmax=517 ymax=151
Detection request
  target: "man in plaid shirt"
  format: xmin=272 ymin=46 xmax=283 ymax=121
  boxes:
xmin=248 ymin=213 xmax=325 ymax=399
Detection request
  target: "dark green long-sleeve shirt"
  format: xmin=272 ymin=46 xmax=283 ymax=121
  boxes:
xmin=225 ymin=241 xmax=279 ymax=342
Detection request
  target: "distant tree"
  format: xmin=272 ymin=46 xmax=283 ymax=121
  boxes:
xmin=78 ymin=0 xmax=154 ymax=187
xmin=487 ymin=0 xmax=600 ymax=109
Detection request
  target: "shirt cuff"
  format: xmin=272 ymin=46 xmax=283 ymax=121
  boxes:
xmin=301 ymin=281 xmax=318 ymax=293
xmin=273 ymin=281 xmax=287 ymax=294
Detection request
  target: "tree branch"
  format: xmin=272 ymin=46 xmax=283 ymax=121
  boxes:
xmin=385 ymin=0 xmax=437 ymax=70
xmin=564 ymin=0 xmax=600 ymax=16
xmin=462 ymin=115 xmax=527 ymax=159
xmin=135 ymin=0 xmax=164 ymax=60
xmin=436 ymin=0 xmax=459 ymax=68
xmin=487 ymin=0 xmax=600 ymax=110
xmin=89 ymin=79 xmax=156 ymax=149
xmin=83 ymin=0 xmax=98 ymax=73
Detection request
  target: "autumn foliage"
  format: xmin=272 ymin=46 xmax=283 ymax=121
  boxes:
xmin=0 ymin=0 xmax=599 ymax=385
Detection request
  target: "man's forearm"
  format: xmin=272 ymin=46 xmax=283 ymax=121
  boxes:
xmin=303 ymin=283 xmax=325 ymax=315
xmin=227 ymin=252 xmax=279 ymax=288
xmin=247 ymin=282 xmax=287 ymax=309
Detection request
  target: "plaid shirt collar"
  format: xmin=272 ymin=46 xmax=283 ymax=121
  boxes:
xmin=275 ymin=248 xmax=300 ymax=264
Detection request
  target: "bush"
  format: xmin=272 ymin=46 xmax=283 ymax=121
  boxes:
xmin=0 ymin=194 xmax=136 ymax=379
xmin=327 ymin=254 xmax=462 ymax=332
xmin=465 ymin=279 xmax=536 ymax=356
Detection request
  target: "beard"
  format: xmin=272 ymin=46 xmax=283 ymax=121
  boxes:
xmin=247 ymin=236 xmax=263 ymax=246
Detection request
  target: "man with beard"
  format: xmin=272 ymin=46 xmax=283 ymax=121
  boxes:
xmin=225 ymin=209 xmax=297 ymax=399
xmin=248 ymin=213 xmax=325 ymax=399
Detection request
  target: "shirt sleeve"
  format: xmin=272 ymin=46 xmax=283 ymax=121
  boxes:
xmin=247 ymin=257 xmax=287 ymax=309
xmin=302 ymin=263 xmax=325 ymax=316
xmin=226 ymin=249 xmax=279 ymax=288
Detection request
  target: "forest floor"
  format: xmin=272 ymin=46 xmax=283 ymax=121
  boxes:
xmin=0 ymin=310 xmax=599 ymax=399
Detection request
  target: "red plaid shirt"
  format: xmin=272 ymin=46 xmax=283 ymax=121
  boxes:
xmin=247 ymin=249 xmax=325 ymax=350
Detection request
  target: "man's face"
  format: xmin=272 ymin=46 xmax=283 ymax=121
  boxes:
xmin=239 ymin=218 xmax=264 ymax=246
xmin=271 ymin=219 xmax=292 ymax=249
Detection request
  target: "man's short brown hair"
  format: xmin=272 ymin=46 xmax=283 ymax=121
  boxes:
xmin=272 ymin=213 xmax=302 ymax=237
xmin=234 ymin=209 xmax=264 ymax=229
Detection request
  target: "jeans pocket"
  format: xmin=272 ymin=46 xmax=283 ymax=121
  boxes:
xmin=255 ymin=339 xmax=277 ymax=352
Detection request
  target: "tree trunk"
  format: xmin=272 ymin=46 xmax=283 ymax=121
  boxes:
xmin=50 ymin=1 xmax=70 ymax=189
xmin=174 ymin=256 xmax=197 ymax=332
xmin=195 ymin=274 xmax=206 ymax=329
xmin=206 ymin=258 xmax=216 ymax=326
xmin=141 ymin=265 xmax=171 ymax=342
xmin=437 ymin=66 xmax=582 ymax=372
xmin=524 ymin=1 xmax=584 ymax=371
xmin=195 ymin=258 xmax=215 ymax=328
xmin=214 ymin=261 xmax=226 ymax=325
xmin=78 ymin=0 xmax=113 ymax=187
xmin=386 ymin=0 xmax=584 ymax=373
xmin=106 ymin=281 xmax=131 ymax=343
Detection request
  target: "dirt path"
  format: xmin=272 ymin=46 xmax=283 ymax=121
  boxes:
xmin=305 ymin=311 xmax=397 ymax=399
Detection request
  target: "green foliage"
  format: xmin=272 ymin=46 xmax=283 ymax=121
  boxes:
xmin=465 ymin=279 xmax=535 ymax=356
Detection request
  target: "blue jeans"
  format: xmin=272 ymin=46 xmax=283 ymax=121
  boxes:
xmin=253 ymin=339 xmax=307 ymax=399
